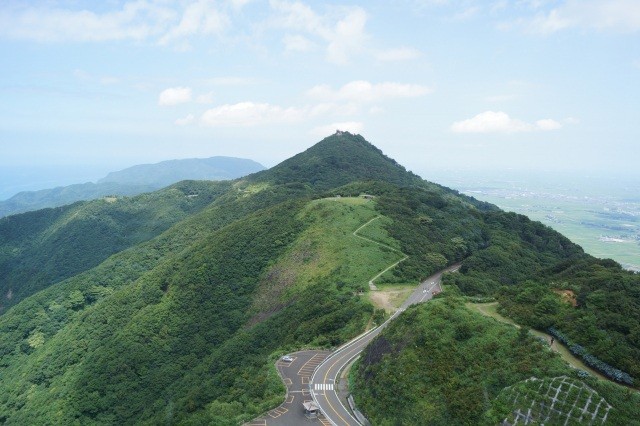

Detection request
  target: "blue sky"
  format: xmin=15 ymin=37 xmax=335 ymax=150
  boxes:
xmin=1 ymin=0 xmax=639 ymax=192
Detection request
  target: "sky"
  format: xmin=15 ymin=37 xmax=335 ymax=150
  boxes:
xmin=1 ymin=0 xmax=639 ymax=197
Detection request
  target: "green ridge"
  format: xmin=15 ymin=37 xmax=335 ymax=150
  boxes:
xmin=0 ymin=132 xmax=637 ymax=424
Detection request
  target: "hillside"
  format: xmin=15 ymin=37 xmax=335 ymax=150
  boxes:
xmin=0 ymin=156 xmax=265 ymax=218
xmin=0 ymin=132 xmax=637 ymax=424
xmin=0 ymin=180 xmax=232 ymax=311
xmin=353 ymin=298 xmax=640 ymax=425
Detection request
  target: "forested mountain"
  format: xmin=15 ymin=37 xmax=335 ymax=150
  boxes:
xmin=0 ymin=132 xmax=637 ymax=424
xmin=0 ymin=180 xmax=233 ymax=311
xmin=353 ymin=299 xmax=639 ymax=425
xmin=98 ymin=156 xmax=265 ymax=187
xmin=0 ymin=156 xmax=264 ymax=218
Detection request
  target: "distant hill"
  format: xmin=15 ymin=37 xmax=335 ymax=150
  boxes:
xmin=98 ymin=156 xmax=265 ymax=187
xmin=0 ymin=156 xmax=265 ymax=218
xmin=0 ymin=132 xmax=637 ymax=424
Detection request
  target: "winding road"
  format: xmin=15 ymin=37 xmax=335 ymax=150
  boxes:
xmin=248 ymin=212 xmax=459 ymax=426
xmin=310 ymin=264 xmax=460 ymax=426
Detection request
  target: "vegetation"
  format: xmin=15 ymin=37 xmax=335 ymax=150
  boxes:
xmin=353 ymin=298 xmax=640 ymax=425
xmin=0 ymin=185 xmax=401 ymax=423
xmin=495 ymin=262 xmax=640 ymax=383
xmin=0 ymin=156 xmax=263 ymax=218
xmin=0 ymin=180 xmax=232 ymax=310
xmin=495 ymin=376 xmax=616 ymax=425
xmin=441 ymin=211 xmax=640 ymax=381
xmin=1 ymin=132 xmax=638 ymax=424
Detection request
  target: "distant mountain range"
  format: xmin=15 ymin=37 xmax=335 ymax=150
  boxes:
xmin=0 ymin=156 xmax=265 ymax=218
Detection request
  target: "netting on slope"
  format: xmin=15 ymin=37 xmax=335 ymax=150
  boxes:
xmin=499 ymin=376 xmax=612 ymax=425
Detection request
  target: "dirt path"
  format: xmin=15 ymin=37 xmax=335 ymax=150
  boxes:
xmin=352 ymin=216 xmax=407 ymax=290
xmin=467 ymin=302 xmax=608 ymax=381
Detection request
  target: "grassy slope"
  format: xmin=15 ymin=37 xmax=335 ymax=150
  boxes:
xmin=249 ymin=197 xmax=400 ymax=322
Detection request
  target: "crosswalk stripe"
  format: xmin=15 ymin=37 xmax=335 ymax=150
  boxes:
xmin=314 ymin=383 xmax=334 ymax=390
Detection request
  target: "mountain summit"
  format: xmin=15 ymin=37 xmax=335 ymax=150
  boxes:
xmin=252 ymin=132 xmax=420 ymax=190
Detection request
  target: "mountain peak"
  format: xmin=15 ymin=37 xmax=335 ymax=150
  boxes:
xmin=253 ymin=133 xmax=418 ymax=190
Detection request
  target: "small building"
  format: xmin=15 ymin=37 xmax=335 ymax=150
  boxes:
xmin=361 ymin=194 xmax=375 ymax=200
xmin=303 ymin=401 xmax=320 ymax=419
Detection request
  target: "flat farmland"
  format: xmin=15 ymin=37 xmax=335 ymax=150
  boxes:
xmin=431 ymin=171 xmax=640 ymax=272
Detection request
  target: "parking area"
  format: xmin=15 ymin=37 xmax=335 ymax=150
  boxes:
xmin=245 ymin=350 xmax=332 ymax=426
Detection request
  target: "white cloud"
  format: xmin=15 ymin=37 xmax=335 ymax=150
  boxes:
xmin=374 ymin=47 xmax=421 ymax=62
xmin=158 ymin=87 xmax=192 ymax=106
xmin=283 ymin=34 xmax=315 ymax=52
xmin=269 ymin=1 xmax=368 ymax=64
xmin=0 ymin=1 xmax=229 ymax=45
xmin=535 ymin=118 xmax=562 ymax=130
xmin=310 ymin=121 xmax=364 ymax=137
xmin=451 ymin=111 xmax=562 ymax=133
xmin=159 ymin=0 xmax=229 ymax=45
xmin=229 ymin=0 xmax=255 ymax=10
xmin=270 ymin=2 xmax=422 ymax=64
xmin=0 ymin=1 xmax=174 ymax=42
xmin=452 ymin=6 xmax=480 ymax=21
xmin=326 ymin=7 xmax=368 ymax=64
xmin=175 ymin=114 xmax=195 ymax=126
xmin=509 ymin=0 xmax=640 ymax=34
xmin=73 ymin=69 xmax=92 ymax=81
xmin=525 ymin=9 xmax=573 ymax=34
xmin=201 ymin=102 xmax=305 ymax=126
xmin=307 ymin=80 xmax=432 ymax=103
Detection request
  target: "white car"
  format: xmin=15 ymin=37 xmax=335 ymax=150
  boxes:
xmin=282 ymin=355 xmax=294 ymax=362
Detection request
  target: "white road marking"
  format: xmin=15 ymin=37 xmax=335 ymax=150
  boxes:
xmin=314 ymin=383 xmax=334 ymax=390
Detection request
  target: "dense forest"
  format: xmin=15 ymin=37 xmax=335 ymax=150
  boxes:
xmin=443 ymin=217 xmax=640 ymax=382
xmin=0 ymin=180 xmax=233 ymax=310
xmin=0 ymin=132 xmax=637 ymax=424
xmin=353 ymin=298 xmax=640 ymax=425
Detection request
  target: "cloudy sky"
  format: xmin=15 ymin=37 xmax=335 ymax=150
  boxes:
xmin=1 ymin=0 xmax=639 ymax=192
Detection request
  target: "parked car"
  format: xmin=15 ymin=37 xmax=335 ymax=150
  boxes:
xmin=282 ymin=355 xmax=294 ymax=362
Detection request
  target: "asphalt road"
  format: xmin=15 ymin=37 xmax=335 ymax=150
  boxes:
xmin=245 ymin=350 xmax=332 ymax=426
xmin=310 ymin=264 xmax=460 ymax=426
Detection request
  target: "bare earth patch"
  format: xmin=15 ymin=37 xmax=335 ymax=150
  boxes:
xmin=553 ymin=289 xmax=578 ymax=307
xmin=369 ymin=285 xmax=414 ymax=313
